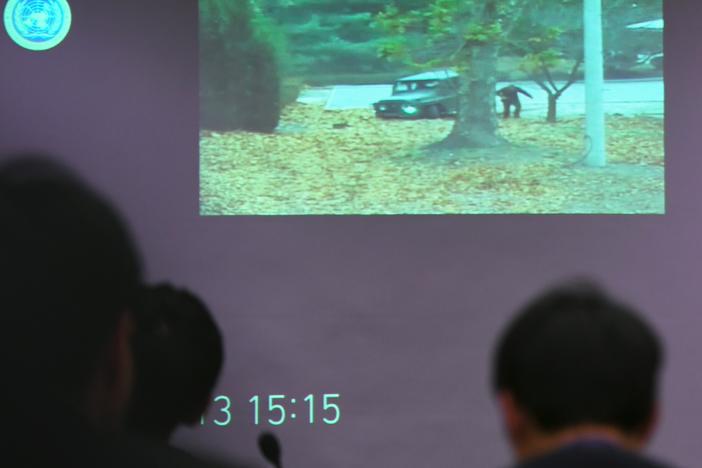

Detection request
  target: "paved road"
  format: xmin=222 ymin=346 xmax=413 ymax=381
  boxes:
xmin=298 ymin=78 xmax=664 ymax=117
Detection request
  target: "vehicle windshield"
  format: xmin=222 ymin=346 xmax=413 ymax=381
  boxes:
xmin=393 ymin=80 xmax=440 ymax=94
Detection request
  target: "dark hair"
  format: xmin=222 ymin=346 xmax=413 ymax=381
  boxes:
xmin=127 ymin=284 xmax=224 ymax=437
xmin=0 ymin=156 xmax=142 ymax=403
xmin=492 ymin=281 xmax=662 ymax=434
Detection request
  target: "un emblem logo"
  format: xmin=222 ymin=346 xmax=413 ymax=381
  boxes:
xmin=3 ymin=0 xmax=72 ymax=51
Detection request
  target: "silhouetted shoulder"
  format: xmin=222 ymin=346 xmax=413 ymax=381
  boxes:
xmin=112 ymin=435 xmax=260 ymax=468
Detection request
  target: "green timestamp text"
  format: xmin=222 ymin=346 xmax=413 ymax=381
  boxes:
xmin=200 ymin=393 xmax=341 ymax=427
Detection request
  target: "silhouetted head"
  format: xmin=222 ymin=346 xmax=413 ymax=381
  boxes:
xmin=126 ymin=283 xmax=224 ymax=442
xmin=492 ymin=280 xmax=663 ymax=462
xmin=0 ymin=155 xmax=142 ymax=428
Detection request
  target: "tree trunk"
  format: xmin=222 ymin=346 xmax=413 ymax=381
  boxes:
xmin=440 ymin=2 xmax=504 ymax=148
xmin=547 ymin=94 xmax=557 ymax=123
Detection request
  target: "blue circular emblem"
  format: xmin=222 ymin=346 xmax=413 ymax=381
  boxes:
xmin=4 ymin=0 xmax=72 ymax=51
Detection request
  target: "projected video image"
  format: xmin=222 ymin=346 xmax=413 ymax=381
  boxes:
xmin=199 ymin=1 xmax=663 ymax=215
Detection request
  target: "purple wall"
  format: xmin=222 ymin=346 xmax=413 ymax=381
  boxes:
xmin=0 ymin=1 xmax=699 ymax=467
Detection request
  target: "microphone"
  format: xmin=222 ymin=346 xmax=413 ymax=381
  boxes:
xmin=258 ymin=432 xmax=282 ymax=468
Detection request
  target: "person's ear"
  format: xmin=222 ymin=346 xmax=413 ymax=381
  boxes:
xmin=496 ymin=391 xmax=529 ymax=443
xmin=87 ymin=311 xmax=135 ymax=430
xmin=638 ymin=401 xmax=660 ymax=448
xmin=107 ymin=311 xmax=135 ymax=415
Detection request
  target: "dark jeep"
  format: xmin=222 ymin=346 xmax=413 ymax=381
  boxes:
xmin=373 ymin=70 xmax=459 ymax=119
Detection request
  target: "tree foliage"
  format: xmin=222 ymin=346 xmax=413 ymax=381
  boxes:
xmin=199 ymin=0 xmax=662 ymax=133
xmin=507 ymin=1 xmax=583 ymax=122
xmin=200 ymin=0 xmax=284 ymax=132
xmin=511 ymin=0 xmax=661 ymax=121
xmin=375 ymin=0 xmax=527 ymax=147
xmin=375 ymin=0 xmax=661 ymax=125
xmin=261 ymin=0 xmax=421 ymax=77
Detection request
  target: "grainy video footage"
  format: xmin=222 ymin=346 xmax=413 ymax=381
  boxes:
xmin=200 ymin=0 xmax=663 ymax=215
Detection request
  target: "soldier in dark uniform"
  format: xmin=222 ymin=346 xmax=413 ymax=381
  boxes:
xmin=497 ymin=85 xmax=533 ymax=119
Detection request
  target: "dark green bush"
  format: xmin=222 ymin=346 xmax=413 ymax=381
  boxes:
xmin=200 ymin=0 xmax=283 ymax=132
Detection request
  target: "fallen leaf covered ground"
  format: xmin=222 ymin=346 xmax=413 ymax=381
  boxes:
xmin=200 ymin=103 xmax=664 ymax=215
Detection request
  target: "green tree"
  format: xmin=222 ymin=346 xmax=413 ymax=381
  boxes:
xmin=510 ymin=0 xmax=661 ymax=122
xmin=262 ymin=0 xmax=421 ymax=79
xmin=375 ymin=0 xmax=662 ymax=132
xmin=506 ymin=1 xmax=583 ymax=123
xmin=376 ymin=0 xmax=528 ymax=148
xmin=200 ymin=0 xmax=283 ymax=132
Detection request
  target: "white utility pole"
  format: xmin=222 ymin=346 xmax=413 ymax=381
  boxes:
xmin=584 ymin=0 xmax=606 ymax=166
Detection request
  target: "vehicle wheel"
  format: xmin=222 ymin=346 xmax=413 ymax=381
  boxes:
xmin=424 ymin=105 xmax=440 ymax=119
